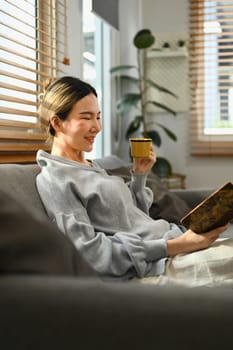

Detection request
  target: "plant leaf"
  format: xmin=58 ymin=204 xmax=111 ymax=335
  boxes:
xmin=134 ymin=29 xmax=151 ymax=36
xmin=126 ymin=116 xmax=142 ymax=138
xmin=147 ymin=101 xmax=177 ymax=116
xmin=133 ymin=29 xmax=155 ymax=49
xmin=117 ymin=93 xmax=141 ymax=114
xmin=145 ymin=78 xmax=178 ymax=98
xmin=110 ymin=65 xmax=137 ymax=74
xmin=145 ymin=130 xmax=161 ymax=147
xmin=119 ymin=75 xmax=139 ymax=84
xmin=155 ymin=123 xmax=177 ymax=141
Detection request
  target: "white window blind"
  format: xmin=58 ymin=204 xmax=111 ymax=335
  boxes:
xmin=0 ymin=0 xmax=69 ymax=163
xmin=189 ymin=0 xmax=233 ymax=156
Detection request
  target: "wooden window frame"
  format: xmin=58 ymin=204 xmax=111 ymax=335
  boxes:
xmin=0 ymin=0 xmax=68 ymax=163
xmin=189 ymin=0 xmax=233 ymax=157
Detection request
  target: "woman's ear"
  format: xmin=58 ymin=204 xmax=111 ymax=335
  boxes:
xmin=50 ymin=115 xmax=61 ymax=132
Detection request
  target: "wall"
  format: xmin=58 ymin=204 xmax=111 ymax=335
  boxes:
xmin=116 ymin=0 xmax=233 ymax=189
xmin=65 ymin=0 xmax=83 ymax=77
xmin=111 ymin=0 xmax=143 ymax=157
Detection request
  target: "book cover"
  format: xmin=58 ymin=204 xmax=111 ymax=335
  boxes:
xmin=180 ymin=182 xmax=233 ymax=233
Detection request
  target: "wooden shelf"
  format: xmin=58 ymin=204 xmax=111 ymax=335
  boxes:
xmin=161 ymin=173 xmax=186 ymax=189
xmin=147 ymin=49 xmax=188 ymax=59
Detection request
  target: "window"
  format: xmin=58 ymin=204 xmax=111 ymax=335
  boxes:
xmin=0 ymin=0 xmax=68 ymax=163
xmin=189 ymin=0 xmax=233 ymax=156
xmin=82 ymin=0 xmax=111 ymax=159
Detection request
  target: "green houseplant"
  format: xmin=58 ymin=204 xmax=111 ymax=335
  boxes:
xmin=162 ymin=41 xmax=171 ymax=50
xmin=110 ymin=29 xmax=178 ymax=177
xmin=177 ymin=39 xmax=186 ymax=48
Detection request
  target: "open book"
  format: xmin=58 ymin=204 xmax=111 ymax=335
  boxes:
xmin=180 ymin=182 xmax=233 ymax=233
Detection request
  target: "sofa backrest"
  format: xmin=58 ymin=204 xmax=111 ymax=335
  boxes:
xmin=0 ymin=157 xmax=128 ymax=220
xmin=0 ymin=163 xmax=47 ymax=218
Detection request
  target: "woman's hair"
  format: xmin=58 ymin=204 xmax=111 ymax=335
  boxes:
xmin=38 ymin=76 xmax=97 ymax=138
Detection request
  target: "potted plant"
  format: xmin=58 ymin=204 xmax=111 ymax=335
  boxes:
xmin=162 ymin=42 xmax=171 ymax=50
xmin=177 ymin=39 xmax=186 ymax=51
xmin=110 ymin=29 xmax=178 ymax=178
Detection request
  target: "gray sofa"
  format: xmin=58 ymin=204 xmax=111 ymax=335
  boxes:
xmin=0 ymin=156 xmax=233 ymax=350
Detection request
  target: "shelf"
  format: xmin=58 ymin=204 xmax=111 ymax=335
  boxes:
xmin=147 ymin=49 xmax=188 ymax=59
xmin=161 ymin=173 xmax=186 ymax=189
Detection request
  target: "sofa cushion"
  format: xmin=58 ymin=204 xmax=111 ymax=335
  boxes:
xmin=0 ymin=189 xmax=97 ymax=277
xmin=0 ymin=163 xmax=46 ymax=217
xmin=1 ymin=277 xmax=233 ymax=350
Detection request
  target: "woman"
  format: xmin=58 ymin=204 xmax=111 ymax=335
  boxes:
xmin=36 ymin=76 xmax=233 ymax=287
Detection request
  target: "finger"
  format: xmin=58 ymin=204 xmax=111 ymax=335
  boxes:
xmin=210 ymin=224 xmax=228 ymax=234
xmin=216 ymin=224 xmax=229 ymax=235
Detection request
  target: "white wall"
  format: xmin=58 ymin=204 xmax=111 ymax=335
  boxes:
xmin=116 ymin=0 xmax=233 ymax=189
xmin=111 ymin=0 xmax=143 ymax=157
xmin=65 ymin=0 xmax=83 ymax=77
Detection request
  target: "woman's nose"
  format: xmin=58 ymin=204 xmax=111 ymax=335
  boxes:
xmin=91 ymin=119 xmax=101 ymax=132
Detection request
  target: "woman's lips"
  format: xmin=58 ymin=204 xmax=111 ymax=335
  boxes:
xmin=85 ymin=136 xmax=95 ymax=144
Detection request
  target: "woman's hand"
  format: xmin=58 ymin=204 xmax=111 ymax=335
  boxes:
xmin=133 ymin=145 xmax=156 ymax=174
xmin=167 ymin=225 xmax=228 ymax=257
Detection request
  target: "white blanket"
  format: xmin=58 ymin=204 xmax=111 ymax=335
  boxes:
xmin=136 ymin=225 xmax=233 ymax=288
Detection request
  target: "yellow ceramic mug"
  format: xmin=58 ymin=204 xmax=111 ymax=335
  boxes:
xmin=129 ymin=138 xmax=152 ymax=158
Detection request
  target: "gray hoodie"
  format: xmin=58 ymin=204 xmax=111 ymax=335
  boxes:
xmin=36 ymin=150 xmax=183 ymax=281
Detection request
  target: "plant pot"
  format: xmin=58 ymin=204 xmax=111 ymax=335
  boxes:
xmin=152 ymin=157 xmax=172 ymax=178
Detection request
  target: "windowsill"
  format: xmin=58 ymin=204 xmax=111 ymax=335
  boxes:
xmin=0 ymin=153 xmax=37 ymax=164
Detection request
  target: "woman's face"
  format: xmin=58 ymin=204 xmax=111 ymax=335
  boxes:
xmin=55 ymin=93 xmax=102 ymax=154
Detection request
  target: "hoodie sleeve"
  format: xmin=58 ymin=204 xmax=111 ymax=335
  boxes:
xmin=127 ymin=171 xmax=154 ymax=215
xmin=53 ymin=194 xmax=167 ymax=280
